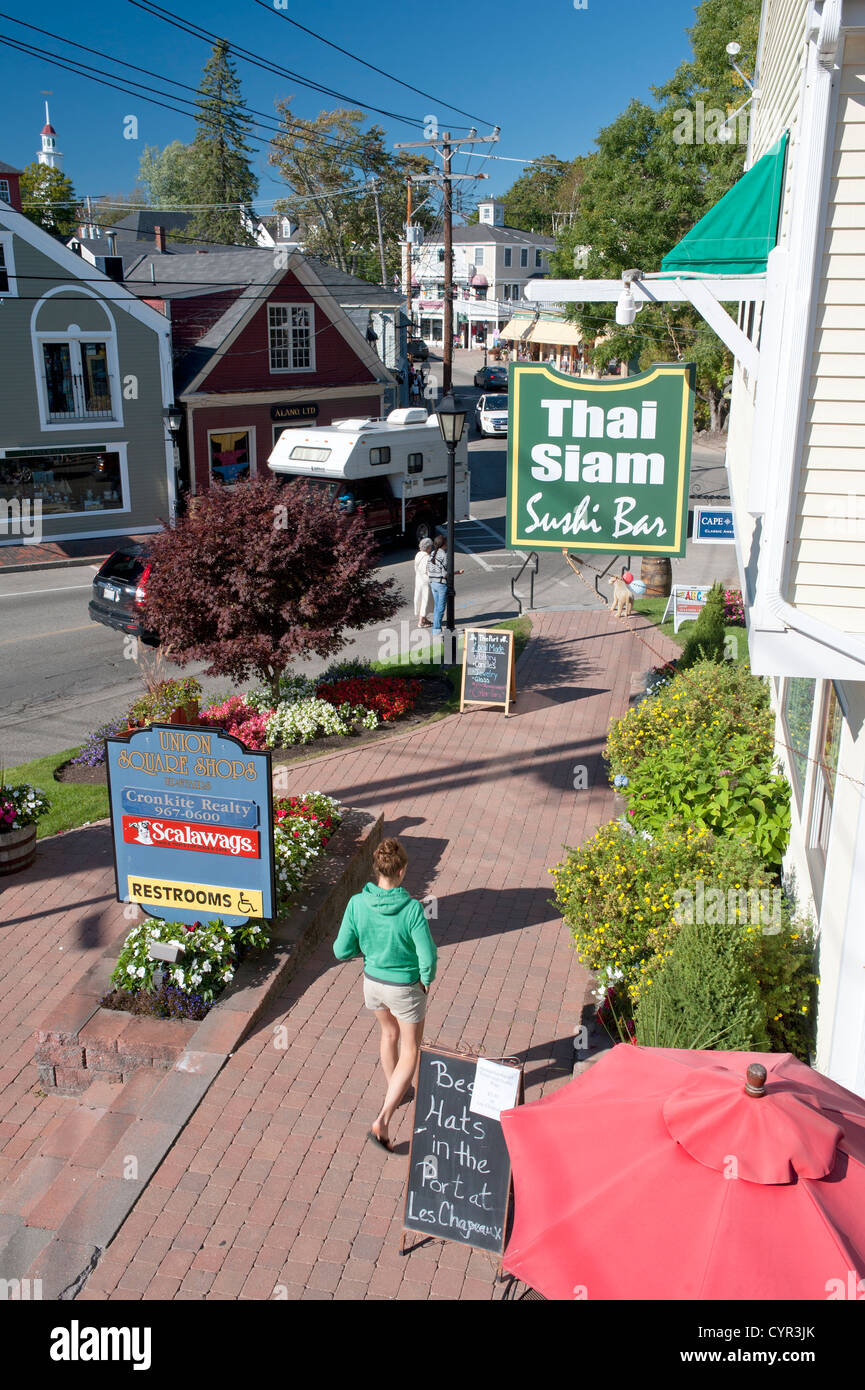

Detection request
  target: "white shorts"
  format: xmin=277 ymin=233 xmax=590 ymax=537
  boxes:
xmin=363 ymin=975 xmax=427 ymax=1023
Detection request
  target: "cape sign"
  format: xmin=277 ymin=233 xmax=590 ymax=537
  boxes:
xmin=105 ymin=724 xmax=276 ymax=927
xmin=507 ymin=362 xmax=695 ymax=556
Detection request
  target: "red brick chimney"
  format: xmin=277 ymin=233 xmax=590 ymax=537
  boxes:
xmin=154 ymin=224 xmax=166 ymax=253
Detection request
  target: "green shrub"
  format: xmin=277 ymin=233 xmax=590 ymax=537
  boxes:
xmin=550 ymin=820 xmax=773 ymax=1004
xmin=128 ymin=677 xmax=202 ymax=726
xmin=605 ymin=661 xmax=791 ymax=863
xmin=679 ymin=582 xmax=728 ymax=669
xmin=635 ymin=899 xmax=817 ymax=1059
xmin=750 ymin=918 xmax=817 ymax=1059
xmin=634 ymin=915 xmax=769 ymax=1051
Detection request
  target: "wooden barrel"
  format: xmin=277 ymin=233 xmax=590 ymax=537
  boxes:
xmin=641 ymin=556 xmax=673 ymax=598
xmin=0 ymin=825 xmax=37 ymax=875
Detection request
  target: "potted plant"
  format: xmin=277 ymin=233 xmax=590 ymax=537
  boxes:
xmin=0 ymin=781 xmax=51 ymax=874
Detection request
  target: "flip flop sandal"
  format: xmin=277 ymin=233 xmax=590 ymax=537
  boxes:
xmin=367 ymin=1130 xmax=393 ymax=1153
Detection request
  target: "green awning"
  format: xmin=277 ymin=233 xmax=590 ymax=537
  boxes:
xmin=660 ymin=132 xmax=788 ymax=276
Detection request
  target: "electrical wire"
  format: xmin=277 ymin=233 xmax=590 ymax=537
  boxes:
xmin=0 ymin=11 xmax=381 ymax=159
xmin=127 ymin=0 xmax=435 ymax=130
xmin=250 ymin=0 xmax=490 ymax=126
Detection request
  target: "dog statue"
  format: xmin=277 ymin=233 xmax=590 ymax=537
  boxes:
xmin=608 ymin=574 xmax=634 ymax=619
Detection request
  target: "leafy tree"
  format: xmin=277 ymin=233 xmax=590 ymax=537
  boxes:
xmin=141 ymin=475 xmax=400 ymax=704
xmin=18 ymin=162 xmax=78 ymax=237
xmin=550 ymin=0 xmax=761 ymax=431
xmin=187 ymin=40 xmax=258 ymax=246
xmin=463 ymin=154 xmax=592 ymax=234
xmin=269 ymin=105 xmax=432 ymax=278
xmin=138 ymin=142 xmax=202 ymax=207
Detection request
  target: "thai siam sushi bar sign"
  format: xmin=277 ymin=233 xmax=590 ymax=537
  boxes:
xmin=507 ymin=363 xmax=695 ymax=556
xmin=105 ymin=724 xmax=276 ymax=927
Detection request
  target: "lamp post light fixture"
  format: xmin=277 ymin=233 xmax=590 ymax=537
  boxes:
xmin=435 ymin=392 xmax=467 ymax=661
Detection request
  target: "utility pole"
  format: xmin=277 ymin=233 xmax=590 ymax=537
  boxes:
xmin=370 ymin=179 xmax=387 ymax=287
xmin=394 ymin=127 xmax=499 ymax=396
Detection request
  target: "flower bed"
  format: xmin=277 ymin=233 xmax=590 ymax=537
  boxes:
xmin=552 ymin=657 xmax=815 ymax=1059
xmin=101 ymin=792 xmax=342 ymax=1019
xmin=315 ymin=675 xmax=421 ymax=722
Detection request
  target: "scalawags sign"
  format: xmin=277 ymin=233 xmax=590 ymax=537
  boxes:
xmin=507 ymin=363 xmax=695 ymax=556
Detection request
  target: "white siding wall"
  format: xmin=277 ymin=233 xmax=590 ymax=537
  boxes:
xmin=789 ymin=34 xmax=865 ymax=627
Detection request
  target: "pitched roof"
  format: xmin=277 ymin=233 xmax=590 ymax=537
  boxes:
xmin=448 ymin=224 xmax=556 ymax=247
xmin=0 ymin=160 xmax=22 ymax=176
xmin=175 ymin=251 xmax=394 ymax=397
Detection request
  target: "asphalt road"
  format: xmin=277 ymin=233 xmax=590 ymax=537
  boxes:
xmin=0 ymin=350 xmax=732 ymax=766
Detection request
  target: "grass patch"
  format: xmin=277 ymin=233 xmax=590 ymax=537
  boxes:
xmin=372 ymin=615 xmax=533 ymax=716
xmin=3 ymin=749 xmax=109 ymax=838
xmin=633 ymin=598 xmax=748 ymax=666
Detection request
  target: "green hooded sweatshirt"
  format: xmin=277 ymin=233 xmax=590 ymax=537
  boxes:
xmin=333 ymin=883 xmax=437 ymax=986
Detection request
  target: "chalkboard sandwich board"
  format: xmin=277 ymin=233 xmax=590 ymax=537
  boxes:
xmin=401 ymin=1046 xmax=523 ymax=1263
xmin=460 ymin=627 xmax=516 ymax=717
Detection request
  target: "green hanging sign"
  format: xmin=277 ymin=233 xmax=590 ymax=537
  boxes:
xmin=506 ymin=362 xmax=695 ymax=556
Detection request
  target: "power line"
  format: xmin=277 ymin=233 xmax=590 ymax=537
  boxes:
xmin=251 ymin=0 xmax=490 ymax=127
xmin=0 ymin=11 xmax=371 ymax=160
xmin=127 ymin=0 xmax=435 ymax=130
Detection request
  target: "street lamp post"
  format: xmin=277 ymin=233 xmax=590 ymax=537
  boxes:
xmin=435 ymin=392 xmax=466 ymax=664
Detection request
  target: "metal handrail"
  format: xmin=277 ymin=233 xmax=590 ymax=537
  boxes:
xmin=511 ymin=551 xmax=538 ymax=614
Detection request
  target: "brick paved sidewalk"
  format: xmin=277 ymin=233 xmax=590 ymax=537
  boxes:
xmin=1 ymin=607 xmax=677 ymax=1300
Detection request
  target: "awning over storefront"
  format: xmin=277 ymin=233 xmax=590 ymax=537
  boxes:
xmin=660 ymin=132 xmax=789 ymax=276
xmin=501 ymin=315 xmax=535 ymax=341
xmin=530 ymin=320 xmax=582 ymax=347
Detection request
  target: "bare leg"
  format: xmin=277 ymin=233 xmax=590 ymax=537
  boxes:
xmin=375 ymin=1008 xmax=400 ymax=1085
xmin=372 ymin=1017 xmax=424 ymax=1146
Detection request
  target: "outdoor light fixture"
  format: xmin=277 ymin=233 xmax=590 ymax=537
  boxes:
xmin=615 ymin=269 xmax=643 ymax=327
xmin=435 ymin=392 xmax=466 ymax=445
xmin=165 ymin=405 xmax=183 ymax=434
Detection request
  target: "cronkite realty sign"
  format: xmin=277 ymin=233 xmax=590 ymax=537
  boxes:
xmin=105 ymin=724 xmax=276 ymax=927
xmin=507 ymin=363 xmax=695 ymax=555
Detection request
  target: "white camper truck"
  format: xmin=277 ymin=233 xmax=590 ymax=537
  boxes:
xmin=267 ymin=407 xmax=470 ymax=547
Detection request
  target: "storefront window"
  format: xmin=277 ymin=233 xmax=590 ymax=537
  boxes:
xmin=0 ymin=448 xmax=123 ymax=514
xmin=782 ymin=677 xmax=816 ymax=798
xmin=209 ymin=430 xmax=252 ymax=486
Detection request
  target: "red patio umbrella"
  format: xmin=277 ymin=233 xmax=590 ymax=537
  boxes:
xmin=500 ymin=1045 xmax=865 ymax=1300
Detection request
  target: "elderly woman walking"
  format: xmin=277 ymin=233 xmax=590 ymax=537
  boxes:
xmin=413 ymin=536 xmax=434 ymax=627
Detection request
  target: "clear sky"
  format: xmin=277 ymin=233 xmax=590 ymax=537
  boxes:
xmin=1 ymin=0 xmax=706 ymax=209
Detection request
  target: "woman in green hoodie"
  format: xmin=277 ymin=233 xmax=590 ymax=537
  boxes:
xmin=334 ymin=837 xmax=437 ymax=1152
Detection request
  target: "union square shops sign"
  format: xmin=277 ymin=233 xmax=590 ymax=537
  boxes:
xmin=506 ymin=363 xmax=695 ymax=556
xmin=105 ymin=724 xmax=276 ymax=927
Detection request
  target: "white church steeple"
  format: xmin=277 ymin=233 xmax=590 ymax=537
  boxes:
xmin=37 ymin=103 xmax=63 ymax=170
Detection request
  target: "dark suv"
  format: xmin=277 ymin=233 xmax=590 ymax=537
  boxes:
xmin=89 ymin=544 xmax=159 ymax=645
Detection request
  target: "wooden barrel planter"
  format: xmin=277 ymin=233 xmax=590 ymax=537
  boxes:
xmin=640 ymin=556 xmax=673 ymax=598
xmin=0 ymin=824 xmax=38 ymax=875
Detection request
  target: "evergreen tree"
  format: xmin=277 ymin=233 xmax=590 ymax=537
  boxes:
xmin=188 ymin=40 xmax=258 ymax=246
xmin=19 ymin=162 xmax=78 ymax=238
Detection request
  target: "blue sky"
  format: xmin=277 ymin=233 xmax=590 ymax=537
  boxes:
xmin=1 ymin=0 xmax=704 ymax=210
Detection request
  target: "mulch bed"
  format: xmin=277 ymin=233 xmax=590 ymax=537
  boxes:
xmin=54 ymin=677 xmax=454 ymax=786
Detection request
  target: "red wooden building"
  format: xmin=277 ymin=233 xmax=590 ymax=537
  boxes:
xmin=128 ymin=248 xmax=397 ymax=495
